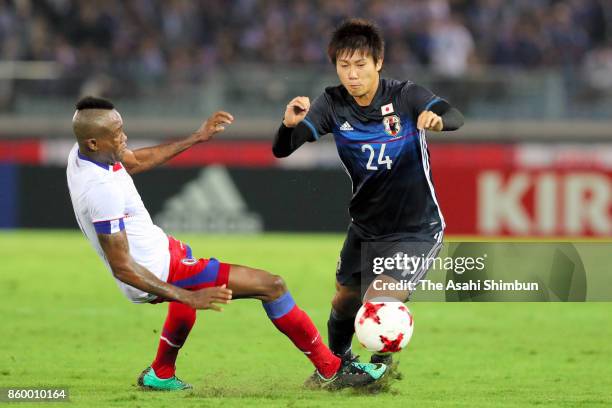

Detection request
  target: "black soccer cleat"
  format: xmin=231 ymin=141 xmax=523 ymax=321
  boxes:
xmin=304 ymin=358 xmax=387 ymax=391
xmin=340 ymin=350 xmax=361 ymax=364
xmin=370 ymin=353 xmax=402 ymax=380
xmin=370 ymin=353 xmax=392 ymax=365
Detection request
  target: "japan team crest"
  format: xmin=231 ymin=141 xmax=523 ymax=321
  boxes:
xmin=383 ymin=114 xmax=401 ymax=138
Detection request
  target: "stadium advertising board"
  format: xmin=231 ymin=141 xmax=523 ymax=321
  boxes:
xmin=432 ymin=144 xmax=612 ymax=237
xmin=1 ymin=140 xmax=611 ymax=237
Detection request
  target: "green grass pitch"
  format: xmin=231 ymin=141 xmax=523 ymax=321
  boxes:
xmin=1 ymin=231 xmax=611 ymax=407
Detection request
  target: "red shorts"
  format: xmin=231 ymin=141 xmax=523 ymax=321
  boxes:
xmin=151 ymin=236 xmax=231 ymax=303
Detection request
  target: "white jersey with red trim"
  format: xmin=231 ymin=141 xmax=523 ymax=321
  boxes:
xmin=66 ymin=143 xmax=169 ymax=303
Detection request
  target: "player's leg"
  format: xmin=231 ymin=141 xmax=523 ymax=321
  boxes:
xmin=139 ymin=301 xmax=196 ymax=390
xmin=151 ymin=301 xmax=196 ymax=377
xmin=139 ymin=239 xmax=203 ymax=390
xmin=327 ymin=281 xmax=361 ymax=358
xmin=362 ymin=235 xmax=444 ymax=370
xmin=364 ymin=236 xmax=444 ymax=302
xmin=227 ymin=264 xmax=386 ymax=387
xmin=143 ymin=256 xmax=232 ymax=387
xmin=142 ymin=261 xmax=290 ymax=388
xmin=326 ymin=226 xmax=363 ymax=359
xmin=228 ymin=265 xmax=340 ymax=377
xmin=143 ymin=236 xmax=386 ymax=390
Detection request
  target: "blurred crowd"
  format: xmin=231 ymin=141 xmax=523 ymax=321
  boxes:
xmin=0 ymin=0 xmax=610 ymax=93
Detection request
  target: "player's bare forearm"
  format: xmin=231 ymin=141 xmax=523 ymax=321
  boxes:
xmin=116 ymin=259 xmax=231 ymax=310
xmin=97 ymin=231 xmax=232 ymax=309
xmin=97 ymin=230 xmax=192 ymax=302
xmin=123 ymin=110 xmax=234 ymax=174
xmin=120 ymin=261 xmax=194 ymax=303
xmin=125 ymin=136 xmax=198 ymax=174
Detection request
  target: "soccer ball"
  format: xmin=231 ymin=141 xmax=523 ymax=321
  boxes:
xmin=354 ymin=301 xmax=414 ymax=353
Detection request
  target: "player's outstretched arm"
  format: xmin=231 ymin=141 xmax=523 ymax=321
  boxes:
xmin=417 ymin=102 xmax=464 ymax=132
xmin=97 ymin=230 xmax=232 ymax=310
xmin=122 ymin=111 xmax=234 ymax=175
xmin=273 ymin=96 xmax=316 ymax=158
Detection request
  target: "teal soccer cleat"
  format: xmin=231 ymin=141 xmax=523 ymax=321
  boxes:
xmin=370 ymin=353 xmax=402 ymax=380
xmin=137 ymin=367 xmax=192 ymax=391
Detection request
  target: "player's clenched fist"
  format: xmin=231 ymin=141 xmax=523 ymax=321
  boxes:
xmin=194 ymin=111 xmax=234 ymax=142
xmin=186 ymin=285 xmax=233 ymax=311
xmin=417 ymin=110 xmax=443 ymax=131
xmin=283 ymin=96 xmax=310 ymax=128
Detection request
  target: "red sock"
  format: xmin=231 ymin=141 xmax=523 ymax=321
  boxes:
xmin=265 ymin=292 xmax=341 ymax=378
xmin=151 ymin=302 xmax=196 ymax=379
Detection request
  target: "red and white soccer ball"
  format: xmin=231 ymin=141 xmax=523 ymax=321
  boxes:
xmin=354 ymin=301 xmax=414 ymax=353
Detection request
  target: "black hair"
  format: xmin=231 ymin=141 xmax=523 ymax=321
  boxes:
xmin=75 ymin=96 xmax=114 ymax=111
xmin=327 ymin=18 xmax=384 ymax=65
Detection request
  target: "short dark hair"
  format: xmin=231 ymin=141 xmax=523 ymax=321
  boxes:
xmin=327 ymin=18 xmax=384 ymax=65
xmin=75 ymin=96 xmax=114 ymax=111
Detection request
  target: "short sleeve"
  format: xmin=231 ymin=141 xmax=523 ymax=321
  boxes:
xmin=87 ymin=182 xmax=126 ymax=234
xmin=303 ymin=94 xmax=333 ymax=140
xmin=400 ymin=83 xmax=446 ymax=119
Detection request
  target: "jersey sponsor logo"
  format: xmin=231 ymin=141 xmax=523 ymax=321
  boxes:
xmin=381 ymin=103 xmax=394 ymax=115
xmin=155 ymin=165 xmax=263 ymax=233
xmin=339 ymin=121 xmax=354 ymax=131
xmin=383 ymin=114 xmax=402 ymax=138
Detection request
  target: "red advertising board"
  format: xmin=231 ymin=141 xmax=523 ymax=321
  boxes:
xmin=431 ymin=144 xmax=612 ymax=237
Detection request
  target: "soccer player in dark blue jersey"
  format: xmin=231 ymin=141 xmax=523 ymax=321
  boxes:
xmin=273 ymin=18 xmax=464 ymax=377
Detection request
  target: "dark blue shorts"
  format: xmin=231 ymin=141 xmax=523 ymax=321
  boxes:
xmin=336 ymin=223 xmax=444 ymax=288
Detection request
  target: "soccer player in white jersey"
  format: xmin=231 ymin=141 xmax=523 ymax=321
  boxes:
xmin=66 ymin=96 xmax=386 ymax=391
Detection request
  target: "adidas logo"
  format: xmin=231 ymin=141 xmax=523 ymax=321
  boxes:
xmin=340 ymin=121 xmax=354 ymax=131
xmin=155 ymin=165 xmax=263 ymax=233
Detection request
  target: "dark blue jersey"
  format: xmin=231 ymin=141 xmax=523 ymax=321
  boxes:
xmin=303 ymin=78 xmax=445 ymax=237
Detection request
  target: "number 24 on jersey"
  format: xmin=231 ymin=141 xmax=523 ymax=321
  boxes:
xmin=362 ymin=143 xmax=392 ymax=171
